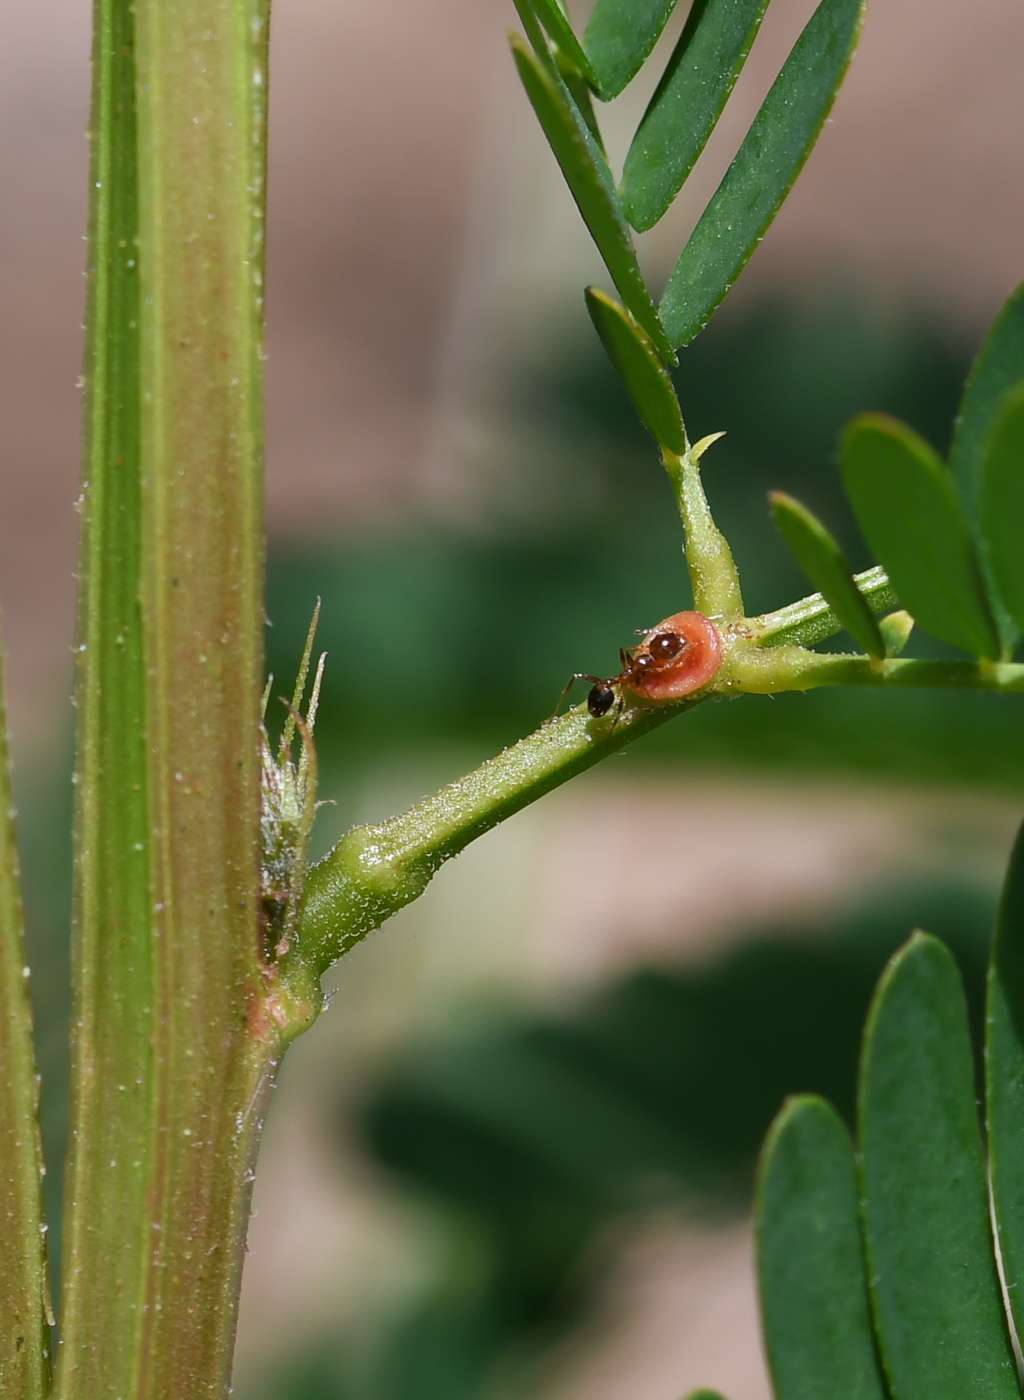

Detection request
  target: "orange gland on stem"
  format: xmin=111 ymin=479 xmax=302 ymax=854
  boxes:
xmin=627 ymin=610 xmax=723 ymax=702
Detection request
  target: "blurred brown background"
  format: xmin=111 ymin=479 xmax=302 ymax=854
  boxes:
xmin=1 ymin=0 xmax=1023 ymax=746
xmin=1 ymin=1 xmax=1023 ymax=1397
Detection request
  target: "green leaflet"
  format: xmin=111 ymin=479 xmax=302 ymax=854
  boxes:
xmin=986 ymin=817 xmax=1024 ymax=1349
xmin=684 ymin=1393 xmax=729 ymax=1400
xmin=584 ymin=0 xmax=680 ymax=101
xmin=510 ymin=36 xmax=673 ymax=361
xmin=979 ymin=383 xmax=1024 ymax=635
xmin=659 ymin=0 xmax=864 ymax=348
xmin=769 ymin=492 xmax=884 ymax=658
xmin=951 ymin=282 xmax=1024 ymax=510
xmin=951 ymin=283 xmax=1024 ymax=650
xmin=841 ymin=414 xmax=1000 ymax=660
xmin=585 ymin=288 xmax=687 ymax=453
xmin=757 ymin=1097 xmax=886 ymax=1400
xmin=859 ymin=934 xmax=1020 ymax=1400
xmin=622 ymin=0 xmax=770 ymax=234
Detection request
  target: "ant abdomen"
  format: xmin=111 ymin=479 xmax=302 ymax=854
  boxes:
xmin=586 ymin=683 xmax=616 ymax=718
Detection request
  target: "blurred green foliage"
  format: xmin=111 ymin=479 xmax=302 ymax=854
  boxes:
xmin=21 ymin=284 xmax=1016 ymax=1363
xmin=267 ymin=287 xmax=1024 ymax=788
xmin=257 ymin=880 xmax=994 ymax=1400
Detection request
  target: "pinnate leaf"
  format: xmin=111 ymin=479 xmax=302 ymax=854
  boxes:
xmin=757 ymin=1096 xmax=886 ymax=1400
xmin=585 ymin=288 xmax=686 ymax=454
xmin=979 ymin=382 xmax=1024 ymax=634
xmin=769 ymin=492 xmax=884 ymax=657
xmin=659 ymin=0 xmax=864 ymax=348
xmin=622 ymin=0 xmax=770 ymax=233
xmin=510 ymin=36 xmax=672 ymax=361
xmin=584 ymin=0 xmax=681 ymax=100
xmin=841 ymin=414 xmax=1000 ymax=659
xmin=859 ymin=933 xmax=1020 ymax=1400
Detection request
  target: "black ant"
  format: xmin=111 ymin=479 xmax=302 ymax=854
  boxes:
xmin=553 ymin=627 xmax=690 ymax=724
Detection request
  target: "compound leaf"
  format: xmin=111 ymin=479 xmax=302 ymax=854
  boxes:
xmin=986 ymin=818 xmax=1024 ymax=1349
xmin=511 ymin=35 xmax=673 ymax=361
xmin=585 ymin=288 xmax=686 ymax=453
xmin=979 ymin=383 xmax=1024 ymax=635
xmin=757 ymin=1096 xmax=886 ymax=1400
xmin=770 ymin=492 xmax=884 ymax=657
xmin=859 ymin=933 xmax=1020 ymax=1400
xmin=584 ymin=0 xmax=681 ymax=100
xmin=659 ymin=0 xmax=864 ymax=348
xmin=841 ymin=414 xmax=1000 ymax=659
xmin=622 ymin=0 xmax=771 ymax=233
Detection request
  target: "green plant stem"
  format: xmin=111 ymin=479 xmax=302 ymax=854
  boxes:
xmin=725 ymin=650 xmax=1024 ymax=694
xmin=0 ymin=647 xmax=51 ymax=1397
xmin=58 ymin=0 xmax=273 ymax=1392
xmin=663 ymin=442 xmax=744 ymax=618
xmin=298 ymin=696 xmax=702 ymax=971
xmin=299 ymin=577 xmax=1021 ymax=973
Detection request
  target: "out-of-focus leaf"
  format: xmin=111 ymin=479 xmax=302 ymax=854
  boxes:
xmin=511 ymin=36 xmax=673 ymax=361
xmin=622 ymin=0 xmax=770 ymax=233
xmin=979 ymin=383 xmax=1024 ymax=635
xmin=769 ymin=492 xmax=884 ymax=657
xmin=951 ymin=282 xmax=1024 ymax=508
xmin=585 ymin=289 xmax=686 ymax=453
xmin=841 ymin=414 xmax=1000 ymax=659
xmin=684 ymin=1392 xmax=729 ymax=1400
xmin=986 ymin=818 xmax=1024 ymax=1349
xmin=951 ymin=284 xmax=1024 ymax=649
xmin=757 ymin=1096 xmax=886 ymax=1400
xmin=528 ymin=0 xmax=599 ymax=88
xmin=859 ymin=933 xmax=1020 ymax=1400
xmin=584 ymin=0 xmax=680 ymax=100
xmin=659 ymin=0 xmax=864 ymax=348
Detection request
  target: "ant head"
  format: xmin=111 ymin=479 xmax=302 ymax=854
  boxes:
xmin=587 ymin=683 xmax=616 ymax=718
xmin=647 ymin=629 xmax=685 ymax=662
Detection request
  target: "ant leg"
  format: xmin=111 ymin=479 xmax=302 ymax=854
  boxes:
xmin=608 ymin=688 xmax=627 ymax=735
xmin=550 ymin=673 xmax=604 ymax=721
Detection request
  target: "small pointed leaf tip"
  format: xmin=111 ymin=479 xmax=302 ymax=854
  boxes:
xmin=690 ymin=431 xmax=726 ymax=463
xmin=770 ymin=490 xmax=885 ymax=658
xmin=585 ymin=288 xmax=686 ymax=453
xmin=841 ymin=414 xmax=1000 ymax=660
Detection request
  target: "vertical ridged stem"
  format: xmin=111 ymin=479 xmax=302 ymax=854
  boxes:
xmin=57 ymin=0 xmax=274 ymax=1391
xmin=0 ymin=643 xmax=51 ymax=1397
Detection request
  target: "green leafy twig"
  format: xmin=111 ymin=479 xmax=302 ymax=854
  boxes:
xmin=59 ymin=0 xmax=274 ymax=1390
